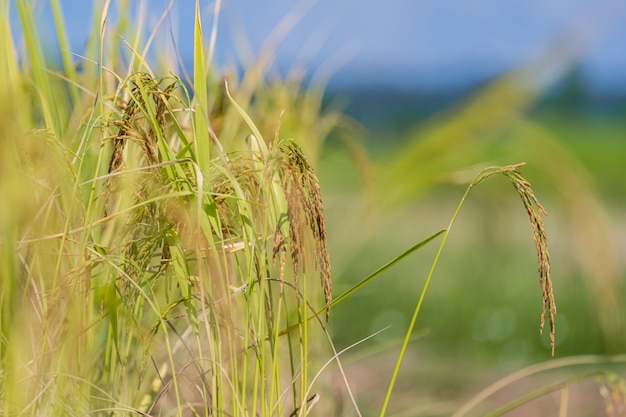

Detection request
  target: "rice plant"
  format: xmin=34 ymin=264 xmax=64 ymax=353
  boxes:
xmin=7 ymin=1 xmax=621 ymax=416
xmin=1 ymin=1 xmax=345 ymax=415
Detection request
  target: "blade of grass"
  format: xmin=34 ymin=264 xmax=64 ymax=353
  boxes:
xmin=453 ymin=354 xmax=626 ymax=417
xmin=278 ymin=229 xmax=445 ymax=336
xmin=206 ymin=0 xmax=222 ymax=67
xmin=16 ymin=0 xmax=61 ymax=136
xmin=483 ymin=371 xmax=601 ymax=417
xmin=193 ymin=0 xmax=210 ymax=172
xmin=0 ymin=2 xmax=28 ymax=129
xmin=224 ymin=79 xmax=268 ymax=156
xmin=379 ymin=187 xmax=471 ymax=417
xmin=331 ymin=229 xmax=445 ymax=308
xmin=50 ymin=0 xmax=79 ymax=104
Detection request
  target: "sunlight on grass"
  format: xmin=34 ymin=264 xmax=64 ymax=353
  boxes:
xmin=1 ymin=1 xmax=624 ymax=417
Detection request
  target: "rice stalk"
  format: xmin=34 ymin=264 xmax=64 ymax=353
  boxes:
xmin=380 ymin=163 xmax=556 ymax=417
xmin=474 ymin=163 xmax=556 ymax=356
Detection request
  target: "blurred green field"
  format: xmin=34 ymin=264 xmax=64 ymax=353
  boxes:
xmin=316 ymin=102 xmax=626 ymax=415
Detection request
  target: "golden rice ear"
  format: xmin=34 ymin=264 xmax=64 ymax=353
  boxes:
xmin=506 ymin=170 xmax=556 ymax=357
xmin=475 ymin=163 xmax=556 ymax=356
xmin=104 ymin=74 xmax=176 ymax=217
xmin=274 ymin=140 xmax=332 ymax=321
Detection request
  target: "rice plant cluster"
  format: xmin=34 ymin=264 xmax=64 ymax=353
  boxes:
xmin=0 ymin=1 xmax=340 ymax=414
xmin=9 ymin=1 xmax=621 ymax=416
xmin=5 ymin=66 xmax=337 ymax=417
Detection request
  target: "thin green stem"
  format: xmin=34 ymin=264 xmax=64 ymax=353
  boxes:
xmin=277 ymin=230 xmax=446 ymax=337
xmin=379 ymin=180 xmax=475 ymax=417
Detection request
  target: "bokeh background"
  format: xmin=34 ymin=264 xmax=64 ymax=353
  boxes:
xmin=15 ymin=1 xmax=626 ymax=415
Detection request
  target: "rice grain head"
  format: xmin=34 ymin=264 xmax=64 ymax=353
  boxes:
xmin=475 ymin=163 xmax=556 ymax=355
xmin=272 ymin=140 xmax=332 ymax=320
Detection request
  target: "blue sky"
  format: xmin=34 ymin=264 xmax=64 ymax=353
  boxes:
xmin=18 ymin=0 xmax=626 ymax=92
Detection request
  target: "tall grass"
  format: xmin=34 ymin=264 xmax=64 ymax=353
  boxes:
xmin=1 ymin=1 xmax=346 ymax=415
xmin=2 ymin=1 xmax=621 ymax=416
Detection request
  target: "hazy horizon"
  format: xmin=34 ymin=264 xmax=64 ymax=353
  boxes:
xmin=12 ymin=0 xmax=626 ymax=93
